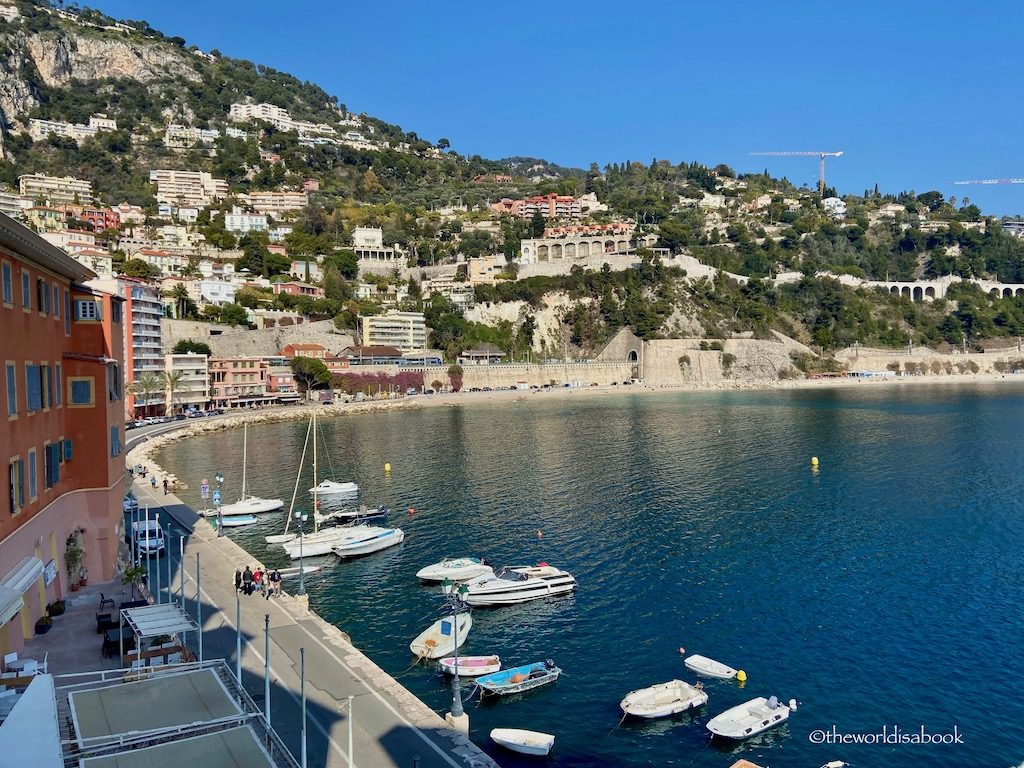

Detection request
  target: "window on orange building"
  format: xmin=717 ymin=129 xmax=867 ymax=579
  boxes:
xmin=1 ymin=262 xmax=11 ymax=305
xmin=27 ymin=449 xmax=37 ymax=500
xmin=5 ymin=363 xmax=15 ymax=417
xmin=8 ymin=458 xmax=24 ymax=514
xmin=21 ymin=270 xmax=30 ymax=309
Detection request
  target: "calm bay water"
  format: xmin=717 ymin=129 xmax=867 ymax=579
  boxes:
xmin=158 ymin=384 xmax=1024 ymax=768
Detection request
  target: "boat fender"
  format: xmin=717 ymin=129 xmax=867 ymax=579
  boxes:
xmin=789 ymin=698 xmax=798 ymax=711
xmin=736 ymin=669 xmax=747 ymax=682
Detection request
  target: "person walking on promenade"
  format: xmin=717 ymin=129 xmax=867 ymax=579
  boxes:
xmin=150 ymin=475 xmax=157 ymax=490
xmin=234 ymin=568 xmax=242 ymax=593
xmin=253 ymin=567 xmax=265 ymax=597
xmin=162 ymin=478 xmax=169 ymax=495
xmin=242 ymin=566 xmax=253 ymax=595
xmin=269 ymin=568 xmax=281 ymax=598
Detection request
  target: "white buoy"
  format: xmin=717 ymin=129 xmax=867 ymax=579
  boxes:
xmin=789 ymin=698 xmax=798 ymax=711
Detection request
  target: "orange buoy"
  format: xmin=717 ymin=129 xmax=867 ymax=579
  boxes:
xmin=537 ymin=529 xmax=543 ymax=539
xmin=408 ymin=507 xmax=416 ymax=516
xmin=678 ymin=647 xmax=686 ymax=655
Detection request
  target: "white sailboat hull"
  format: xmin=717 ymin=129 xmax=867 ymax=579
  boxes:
xmin=490 ymin=729 xmax=554 ymax=756
xmin=309 ymin=480 xmax=359 ymax=496
xmin=409 ymin=612 xmax=472 ymax=659
xmin=332 ymin=527 xmax=404 ymax=558
xmin=218 ymin=496 xmax=284 ymax=516
xmin=265 ymin=532 xmax=297 ymax=544
xmin=281 ymin=525 xmax=375 ymax=559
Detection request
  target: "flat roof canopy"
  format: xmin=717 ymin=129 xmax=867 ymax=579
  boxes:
xmin=121 ymin=603 xmax=199 ymax=639
xmin=69 ymin=668 xmax=240 ymax=748
xmin=80 ymin=726 xmax=274 ymax=768
xmin=0 ymin=675 xmax=62 ymax=768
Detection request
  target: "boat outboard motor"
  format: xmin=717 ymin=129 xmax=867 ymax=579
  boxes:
xmin=766 ymin=695 xmax=779 ymax=709
xmin=544 ymin=659 xmax=555 ymax=670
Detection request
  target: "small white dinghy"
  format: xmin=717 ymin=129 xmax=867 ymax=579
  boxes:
xmin=620 ymin=679 xmax=708 ymax=719
xmin=706 ymin=695 xmax=794 ymax=740
xmin=490 ymin=728 xmax=555 ymax=757
xmin=684 ymin=654 xmax=739 ymax=679
xmin=416 ymin=557 xmax=493 ymax=583
xmin=217 ymin=514 xmax=258 ymax=528
xmin=309 ymin=479 xmax=359 ymax=496
xmin=409 ymin=613 xmax=472 ymax=659
xmin=438 ymin=655 xmax=500 ymax=676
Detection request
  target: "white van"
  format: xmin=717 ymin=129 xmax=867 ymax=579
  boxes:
xmin=132 ymin=520 xmax=165 ymax=557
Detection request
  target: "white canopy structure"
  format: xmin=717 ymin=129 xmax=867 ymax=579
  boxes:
xmin=0 ymin=674 xmax=62 ymax=768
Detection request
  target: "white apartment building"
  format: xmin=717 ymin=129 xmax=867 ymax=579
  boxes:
xmin=198 ymin=259 xmax=235 ymax=280
xmin=223 ymin=206 xmax=268 ymax=235
xmin=87 ymin=276 xmax=164 ymax=415
xmin=823 ymin=197 xmax=848 ymax=220
xmin=228 ymin=102 xmax=335 ymax=135
xmin=224 ymin=126 xmax=249 ymax=140
xmin=135 ymin=249 xmax=185 ymax=275
xmin=268 ymin=225 xmax=292 ymax=243
xmin=0 ymin=189 xmax=28 ymax=219
xmin=28 ymin=113 xmax=117 ymax=143
xmin=360 ymin=310 xmax=427 ymax=351
xmin=422 ymin=274 xmax=475 ymax=309
xmin=40 ymin=229 xmax=96 ymax=250
xmin=70 ymin=249 xmax=113 ymax=276
xmin=289 ymin=259 xmax=322 ymax=282
xmin=19 ymin=173 xmax=94 ymax=205
xmin=164 ymin=124 xmax=220 ymax=149
xmin=149 ymin=169 xmax=229 ymax=207
xmin=198 ymin=280 xmax=236 ymax=306
xmin=163 ymin=353 xmax=210 ymax=413
xmin=242 ymin=190 xmax=308 ymax=215
xmin=353 ymin=226 xmax=398 ymax=263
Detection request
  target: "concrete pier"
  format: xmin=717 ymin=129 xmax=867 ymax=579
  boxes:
xmin=128 ymin=458 xmax=498 ymax=768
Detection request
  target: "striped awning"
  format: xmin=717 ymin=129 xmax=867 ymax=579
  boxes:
xmin=0 ymin=556 xmax=42 ymax=625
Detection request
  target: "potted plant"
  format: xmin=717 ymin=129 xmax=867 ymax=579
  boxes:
xmin=79 ymin=567 xmax=89 ymax=587
xmin=65 ymin=530 xmax=85 ymax=593
xmin=47 ymin=600 xmax=66 ymax=617
xmin=122 ymin=564 xmax=147 ymax=599
xmin=35 ymin=615 xmax=53 ymax=635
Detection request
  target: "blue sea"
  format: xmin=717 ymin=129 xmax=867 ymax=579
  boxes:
xmin=157 ymin=384 xmax=1024 ymax=768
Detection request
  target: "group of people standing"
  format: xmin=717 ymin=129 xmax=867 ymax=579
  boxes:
xmin=235 ymin=565 xmax=282 ymax=598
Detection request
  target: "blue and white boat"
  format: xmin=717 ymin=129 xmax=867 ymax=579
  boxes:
xmin=476 ymin=660 xmax=561 ymax=696
xmin=218 ymin=514 xmax=259 ymax=528
xmin=331 ymin=525 xmax=404 ymax=558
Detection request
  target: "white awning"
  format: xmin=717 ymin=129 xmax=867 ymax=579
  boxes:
xmin=1 ymin=556 xmax=43 ymax=595
xmin=0 ymin=585 xmax=23 ymax=627
xmin=0 ymin=675 xmax=62 ymax=768
xmin=121 ymin=603 xmax=199 ymax=639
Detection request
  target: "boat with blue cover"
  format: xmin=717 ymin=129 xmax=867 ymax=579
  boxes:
xmin=476 ymin=660 xmax=561 ymax=696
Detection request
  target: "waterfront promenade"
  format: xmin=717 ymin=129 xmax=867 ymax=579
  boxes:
xmin=128 ymin=462 xmax=498 ymax=768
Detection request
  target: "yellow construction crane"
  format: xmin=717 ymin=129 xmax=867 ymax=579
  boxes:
xmin=750 ymin=151 xmax=844 ymax=196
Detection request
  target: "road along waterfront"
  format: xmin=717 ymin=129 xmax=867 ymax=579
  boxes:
xmin=126 ymin=437 xmax=499 ymax=768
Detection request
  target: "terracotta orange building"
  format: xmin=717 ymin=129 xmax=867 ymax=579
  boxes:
xmin=0 ymin=213 xmax=126 ymax=656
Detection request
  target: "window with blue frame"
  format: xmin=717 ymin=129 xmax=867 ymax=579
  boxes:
xmin=2 ymin=262 xmax=11 ymax=304
xmin=5 ymin=363 xmax=15 ymax=417
xmin=21 ymin=270 xmax=30 ymax=309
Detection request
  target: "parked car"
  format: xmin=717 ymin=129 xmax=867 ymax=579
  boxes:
xmin=424 ymin=389 xmax=435 ymax=395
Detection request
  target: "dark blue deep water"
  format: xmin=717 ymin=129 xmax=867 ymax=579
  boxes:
xmin=158 ymin=384 xmax=1024 ymax=768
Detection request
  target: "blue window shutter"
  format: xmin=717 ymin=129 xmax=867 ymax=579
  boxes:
xmin=55 ymin=364 xmax=61 ymax=406
xmin=26 ymin=365 xmax=41 ymax=411
xmin=17 ymin=460 xmax=24 ymax=508
xmin=63 ymin=439 xmax=73 ymax=461
xmin=45 ymin=366 xmax=53 ymax=407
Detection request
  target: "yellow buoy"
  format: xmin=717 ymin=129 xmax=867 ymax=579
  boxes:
xmin=384 ymin=462 xmax=391 ymax=473
xmin=810 ymin=456 xmax=819 ymax=467
xmin=736 ymin=669 xmax=747 ymax=683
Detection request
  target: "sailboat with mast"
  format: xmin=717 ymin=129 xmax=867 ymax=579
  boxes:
xmin=270 ymin=411 xmax=402 ymax=558
xmin=215 ymin=423 xmax=284 ymax=516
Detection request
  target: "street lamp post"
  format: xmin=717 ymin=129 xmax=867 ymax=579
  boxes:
xmin=215 ymin=472 xmax=225 ymax=537
xmin=295 ymin=511 xmax=308 ymax=596
xmin=440 ymin=579 xmax=469 ymax=721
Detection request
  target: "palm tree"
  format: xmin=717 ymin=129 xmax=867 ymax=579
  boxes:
xmin=170 ymin=283 xmax=190 ymax=319
xmin=159 ymin=370 xmax=188 ymax=416
xmin=129 ymin=372 xmax=162 ymax=418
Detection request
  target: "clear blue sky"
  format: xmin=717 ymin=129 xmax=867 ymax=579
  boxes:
xmin=91 ymin=0 xmax=1024 ymax=216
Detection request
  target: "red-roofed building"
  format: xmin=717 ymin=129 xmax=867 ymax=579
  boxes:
xmin=272 ymin=281 xmax=323 ymax=298
xmin=80 ymin=208 xmax=120 ymax=233
xmin=281 ymin=343 xmax=329 ymax=359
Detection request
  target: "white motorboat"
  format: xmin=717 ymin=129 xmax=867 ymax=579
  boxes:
xmin=331 ymin=526 xmax=404 ymax=558
xmin=281 ymin=524 xmax=376 ymax=559
xmin=462 ymin=564 xmax=577 ymax=606
xmin=684 ymin=654 xmax=739 ymax=679
xmin=416 ymin=557 xmax=493 ymax=583
xmin=409 ymin=612 xmax=472 ymax=659
xmin=490 ymin=728 xmax=555 ymax=757
xmin=220 ymin=423 xmax=284 ymax=515
xmin=438 ymin=655 xmax=500 ymax=676
xmin=620 ymin=679 xmax=708 ymax=719
xmin=309 ymin=479 xmax=359 ymax=496
xmin=706 ymin=696 xmax=794 ymax=740
xmin=276 ymin=564 xmax=322 ymax=578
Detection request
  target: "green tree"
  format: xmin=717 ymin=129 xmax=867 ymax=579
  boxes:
xmin=172 ymin=339 xmax=212 ymax=356
xmin=290 ymin=356 xmax=332 ymax=395
xmin=322 ymin=264 xmax=348 ymax=300
xmin=122 ymin=259 xmax=160 ymax=279
xmin=128 ymin=372 xmax=162 ymax=418
xmin=219 ymin=303 xmax=250 ymax=327
xmin=159 ymin=369 xmax=187 ymax=416
xmin=447 ymin=364 xmax=464 ymax=392
xmin=529 ymin=210 xmax=546 ymax=238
